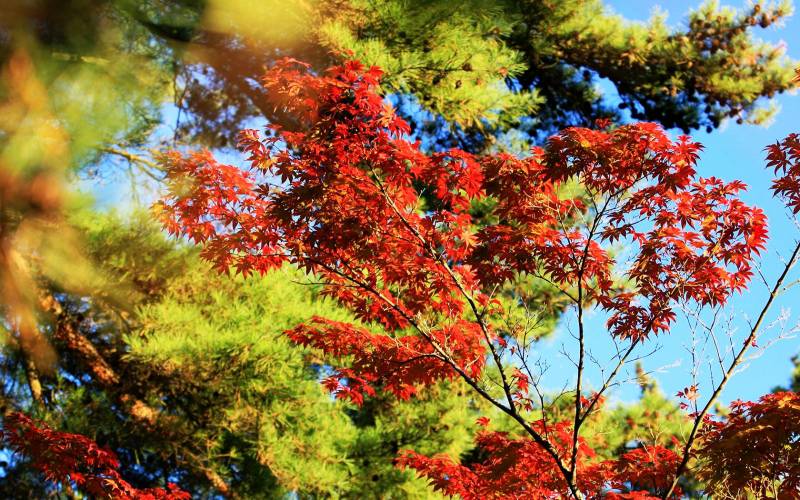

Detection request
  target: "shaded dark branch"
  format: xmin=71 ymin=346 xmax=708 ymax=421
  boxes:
xmin=133 ymin=16 xmax=306 ymax=131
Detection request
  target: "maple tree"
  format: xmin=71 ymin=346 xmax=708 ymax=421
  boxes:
xmin=156 ymin=56 xmax=800 ymax=497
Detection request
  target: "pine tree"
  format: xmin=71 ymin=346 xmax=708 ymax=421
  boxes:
xmin=5 ymin=0 xmax=795 ymax=153
xmin=1 ymin=212 xmax=483 ymax=497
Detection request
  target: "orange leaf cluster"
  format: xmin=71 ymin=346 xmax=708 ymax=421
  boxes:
xmin=696 ymin=391 xmax=800 ymax=496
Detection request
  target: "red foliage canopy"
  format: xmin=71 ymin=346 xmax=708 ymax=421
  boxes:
xmin=1 ymin=412 xmax=189 ymax=499
xmin=157 ymin=57 xmax=776 ymax=496
xmin=285 ymin=317 xmax=485 ymax=404
xmin=159 ymin=58 xmax=767 ymax=391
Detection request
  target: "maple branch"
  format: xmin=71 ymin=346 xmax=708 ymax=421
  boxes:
xmin=306 ymin=254 xmax=582 ymax=498
xmin=532 ymin=271 xmax=579 ymax=304
xmin=663 ymin=238 xmax=800 ymax=499
xmin=367 ymin=168 xmax=519 ymax=413
xmin=577 ymin=217 xmax=748 ymax=431
xmin=577 ymin=338 xmax=639 ymax=426
xmin=570 ymin=190 xmax=612 ymax=484
xmin=575 ymin=268 xmax=719 ymax=433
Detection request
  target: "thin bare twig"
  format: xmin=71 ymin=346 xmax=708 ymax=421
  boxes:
xmin=663 ymin=239 xmax=800 ymax=499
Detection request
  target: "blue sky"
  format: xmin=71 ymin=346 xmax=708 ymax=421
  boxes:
xmin=544 ymin=0 xmax=800 ymax=405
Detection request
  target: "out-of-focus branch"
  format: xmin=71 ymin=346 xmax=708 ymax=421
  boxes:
xmin=100 ymin=147 xmax=164 ymax=181
xmin=21 ymin=349 xmax=43 ymax=403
